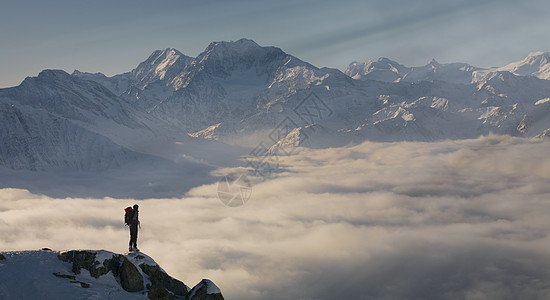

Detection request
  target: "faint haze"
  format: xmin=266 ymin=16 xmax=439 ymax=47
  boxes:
xmin=1 ymin=0 xmax=550 ymax=87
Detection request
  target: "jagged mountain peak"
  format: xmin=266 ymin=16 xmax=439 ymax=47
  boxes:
xmin=193 ymin=38 xmax=288 ymax=79
xmin=18 ymin=69 xmax=125 ymax=97
xmin=347 ymin=56 xmax=479 ymax=84
xmin=143 ymin=47 xmax=186 ymax=66
xmin=499 ymin=51 xmax=550 ymax=79
xmin=34 ymin=69 xmax=73 ymax=82
xmin=146 ymin=47 xmax=187 ymax=67
xmin=72 ymin=69 xmax=105 ymax=77
xmin=362 ymin=57 xmax=402 ymax=67
xmin=345 ymin=57 xmax=406 ymax=81
xmin=130 ymin=47 xmax=192 ymax=87
xmin=153 ymin=47 xmax=183 ymax=56
xmin=427 ymin=58 xmax=440 ymax=66
xmin=207 ymin=38 xmax=259 ymax=48
xmin=371 ymin=57 xmax=406 ymax=70
xmin=203 ymin=38 xmax=275 ymax=55
xmin=201 ymin=38 xmax=286 ymax=62
xmin=18 ymin=69 xmax=115 ymax=98
xmin=526 ymin=51 xmax=550 ymax=60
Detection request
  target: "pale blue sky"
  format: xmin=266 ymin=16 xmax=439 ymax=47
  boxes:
xmin=1 ymin=0 xmax=550 ymax=87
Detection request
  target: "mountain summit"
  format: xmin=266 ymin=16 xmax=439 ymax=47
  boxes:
xmin=131 ymin=47 xmax=193 ymax=89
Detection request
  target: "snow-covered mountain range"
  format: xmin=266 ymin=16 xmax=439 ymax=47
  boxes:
xmin=2 ymin=38 xmax=550 ymax=184
xmin=346 ymin=51 xmax=550 ymax=83
xmin=0 ymin=249 xmax=223 ymax=299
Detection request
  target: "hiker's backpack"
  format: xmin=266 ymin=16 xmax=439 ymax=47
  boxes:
xmin=124 ymin=207 xmax=134 ymax=225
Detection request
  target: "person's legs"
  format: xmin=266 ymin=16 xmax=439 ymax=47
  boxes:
xmin=130 ymin=225 xmax=138 ymax=250
xmin=134 ymin=226 xmax=139 ymax=250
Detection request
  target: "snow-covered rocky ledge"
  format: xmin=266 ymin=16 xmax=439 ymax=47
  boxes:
xmin=0 ymin=249 xmax=223 ymax=300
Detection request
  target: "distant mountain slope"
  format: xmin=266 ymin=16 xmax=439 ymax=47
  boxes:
xmin=498 ymin=51 xmax=550 ymax=80
xmin=346 ymin=58 xmax=478 ymax=84
xmin=3 ymin=69 xmax=138 ymax=126
xmin=0 ymin=69 xmax=205 ymax=171
xmin=0 ymin=249 xmax=223 ymax=300
xmin=0 ymin=68 xmax=222 ymax=198
xmin=0 ymin=102 xmax=147 ymax=171
xmin=72 ymin=70 xmax=131 ymax=96
xmin=347 ymin=52 xmax=550 ymax=83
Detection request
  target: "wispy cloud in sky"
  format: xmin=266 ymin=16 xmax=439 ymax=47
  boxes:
xmin=287 ymin=0 xmax=494 ymax=51
xmin=2 ymin=0 xmax=550 ymax=87
xmin=2 ymin=136 xmax=550 ymax=299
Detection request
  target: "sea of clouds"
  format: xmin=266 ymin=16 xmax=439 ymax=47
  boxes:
xmin=1 ymin=135 xmax=550 ymax=299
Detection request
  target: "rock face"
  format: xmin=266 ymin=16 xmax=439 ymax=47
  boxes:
xmin=58 ymin=250 xmax=144 ymax=292
xmin=187 ymin=279 xmax=224 ymax=300
xmin=148 ymin=287 xmax=176 ymax=300
xmin=57 ymin=250 xmax=120 ymax=278
xmin=119 ymin=255 xmax=144 ymax=292
xmin=140 ymin=263 xmax=188 ymax=297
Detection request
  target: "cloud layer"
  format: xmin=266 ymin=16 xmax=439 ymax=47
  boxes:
xmin=2 ymin=135 xmax=550 ymax=299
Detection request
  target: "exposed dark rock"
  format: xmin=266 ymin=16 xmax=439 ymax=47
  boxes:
xmin=53 ymin=272 xmax=76 ymax=280
xmin=58 ymin=250 xmax=121 ymax=278
xmin=41 ymin=248 xmax=52 ymax=251
xmin=0 ymin=254 xmax=5 ymax=260
xmin=148 ymin=287 xmax=175 ymax=300
xmin=53 ymin=272 xmax=89 ymax=288
xmin=140 ymin=263 xmax=188 ymax=297
xmin=54 ymin=250 xmax=223 ymax=298
xmin=101 ymin=255 xmax=122 ymax=278
xmin=187 ymin=279 xmax=224 ymax=300
xmin=70 ymin=280 xmax=91 ymax=288
xmin=119 ymin=256 xmax=144 ymax=292
xmin=57 ymin=250 xmax=145 ymax=292
xmin=58 ymin=250 xmax=97 ymax=275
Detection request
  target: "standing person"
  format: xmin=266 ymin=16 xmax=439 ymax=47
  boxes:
xmin=125 ymin=204 xmax=140 ymax=252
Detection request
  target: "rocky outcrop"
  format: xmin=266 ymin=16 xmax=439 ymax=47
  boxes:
xmin=58 ymin=250 xmax=143 ymax=292
xmin=148 ymin=287 xmax=175 ymax=300
xmin=119 ymin=255 xmax=144 ymax=292
xmin=140 ymin=263 xmax=188 ymax=297
xmin=187 ymin=279 xmax=224 ymax=300
xmin=52 ymin=272 xmax=76 ymax=280
xmin=57 ymin=250 xmax=120 ymax=278
xmin=55 ymin=250 xmax=222 ymax=299
xmin=0 ymin=249 xmax=223 ymax=299
xmin=58 ymin=251 xmax=99 ymax=275
xmin=535 ymin=128 xmax=550 ymax=139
